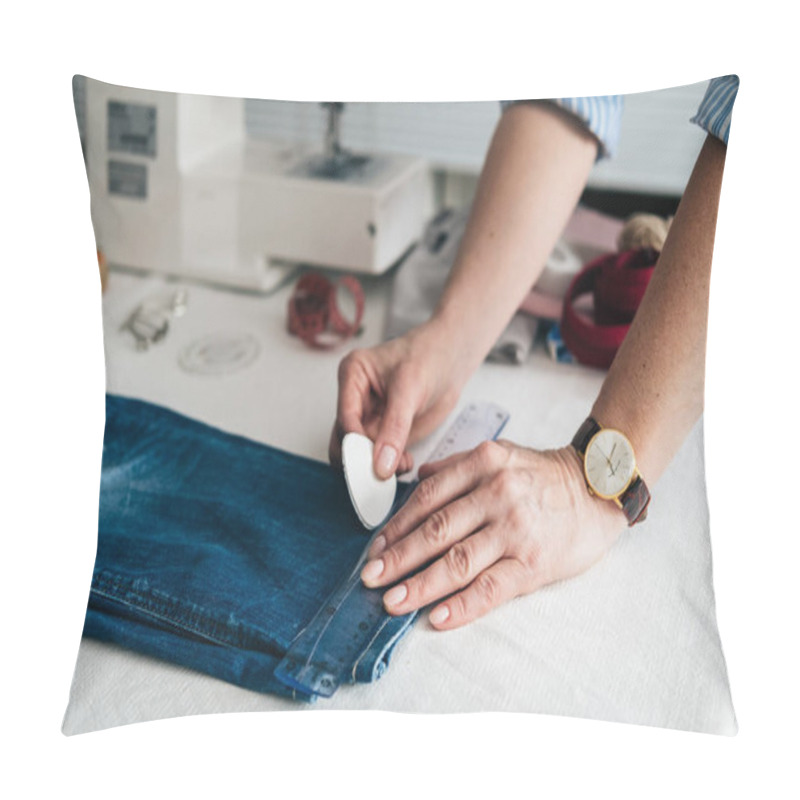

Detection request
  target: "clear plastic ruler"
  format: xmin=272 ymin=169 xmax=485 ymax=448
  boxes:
xmin=273 ymin=401 xmax=510 ymax=698
xmin=424 ymin=401 xmax=510 ymax=463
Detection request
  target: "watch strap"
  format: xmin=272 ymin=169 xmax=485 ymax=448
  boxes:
xmin=620 ymin=474 xmax=650 ymax=525
xmin=571 ymin=416 xmax=601 ymax=455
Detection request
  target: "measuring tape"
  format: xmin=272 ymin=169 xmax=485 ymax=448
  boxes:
xmin=273 ymin=401 xmax=510 ymax=698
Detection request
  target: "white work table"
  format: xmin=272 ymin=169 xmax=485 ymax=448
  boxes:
xmin=62 ymin=268 xmax=736 ymax=735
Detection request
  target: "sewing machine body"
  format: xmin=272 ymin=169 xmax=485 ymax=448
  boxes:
xmin=84 ymin=78 xmax=432 ymax=291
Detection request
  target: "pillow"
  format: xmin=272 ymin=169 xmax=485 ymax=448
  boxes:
xmin=63 ymin=75 xmax=737 ymax=735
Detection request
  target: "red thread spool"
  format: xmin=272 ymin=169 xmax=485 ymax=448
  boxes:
xmin=561 ymin=248 xmax=658 ymax=369
xmin=287 ymin=272 xmax=365 ymax=350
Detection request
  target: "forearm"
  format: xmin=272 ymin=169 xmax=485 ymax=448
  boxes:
xmin=591 ymin=134 xmax=727 ymax=483
xmin=427 ymin=102 xmax=599 ymax=378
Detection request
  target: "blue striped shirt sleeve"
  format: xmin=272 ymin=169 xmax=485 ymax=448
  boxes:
xmin=500 ymin=95 xmax=624 ymax=160
xmin=690 ymin=75 xmax=739 ymax=145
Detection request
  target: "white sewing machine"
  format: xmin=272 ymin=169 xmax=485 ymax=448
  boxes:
xmin=83 ymin=78 xmax=433 ymax=291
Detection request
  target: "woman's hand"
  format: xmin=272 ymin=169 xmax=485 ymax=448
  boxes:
xmin=360 ymin=439 xmax=627 ymax=629
xmin=329 ymin=320 xmax=471 ymax=479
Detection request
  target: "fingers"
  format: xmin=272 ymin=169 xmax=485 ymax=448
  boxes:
xmin=419 ymin=439 xmax=511 ymax=481
xmin=331 ymin=425 xmax=414 ymax=474
xmin=360 ymin=439 xmax=526 ymax=629
xmin=362 ymin=489 xmax=489 ymax=587
xmin=397 ymin=451 xmax=414 ymax=475
xmin=416 ymin=448 xmax=472 ymax=480
xmin=370 ymin=440 xmax=507 ymax=559
xmin=330 ymin=352 xmax=370 ymax=466
xmin=366 ymin=452 xmax=485 ymax=561
xmin=427 ymin=559 xmax=523 ymax=630
xmin=373 ymin=366 xmax=422 ymax=479
xmin=333 ymin=351 xmax=422 ymax=478
xmin=377 ymin=526 xmax=506 ymax=617
xmin=336 ymin=353 xmax=370 ymax=433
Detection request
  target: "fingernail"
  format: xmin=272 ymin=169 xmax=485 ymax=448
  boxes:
xmin=429 ymin=605 xmax=450 ymax=626
xmin=361 ymin=559 xmax=384 ymax=584
xmin=369 ymin=534 xmax=386 ymax=557
xmin=377 ymin=445 xmax=397 ymax=478
xmin=383 ymin=583 xmax=407 ymax=607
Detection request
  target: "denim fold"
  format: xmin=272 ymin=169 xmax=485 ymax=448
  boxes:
xmin=83 ymin=394 xmax=416 ymax=700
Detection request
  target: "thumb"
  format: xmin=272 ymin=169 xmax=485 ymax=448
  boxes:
xmin=374 ymin=371 xmax=421 ymax=479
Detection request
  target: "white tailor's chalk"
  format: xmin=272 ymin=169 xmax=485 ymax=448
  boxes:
xmin=342 ymin=433 xmax=397 ymax=530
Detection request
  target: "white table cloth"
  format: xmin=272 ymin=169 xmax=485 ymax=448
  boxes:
xmin=62 ymin=269 xmax=736 ymax=735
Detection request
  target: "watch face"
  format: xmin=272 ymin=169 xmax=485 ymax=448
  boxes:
xmin=584 ymin=428 xmax=636 ymax=499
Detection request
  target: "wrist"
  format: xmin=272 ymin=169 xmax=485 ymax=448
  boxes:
xmin=410 ymin=315 xmax=477 ymax=389
xmin=549 ymin=445 xmax=628 ymax=530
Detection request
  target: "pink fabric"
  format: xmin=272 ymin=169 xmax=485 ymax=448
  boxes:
xmin=518 ymin=291 xmax=564 ymax=321
xmin=563 ymin=205 xmax=625 ymax=253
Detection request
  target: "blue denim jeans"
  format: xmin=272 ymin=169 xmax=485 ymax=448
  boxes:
xmin=83 ymin=395 xmax=416 ymax=700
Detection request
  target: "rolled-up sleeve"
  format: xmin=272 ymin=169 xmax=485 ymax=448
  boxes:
xmin=500 ymin=95 xmax=624 ymax=160
xmin=690 ymin=75 xmax=739 ymax=145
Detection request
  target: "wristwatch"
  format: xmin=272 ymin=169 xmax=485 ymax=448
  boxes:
xmin=571 ymin=417 xmax=650 ymax=526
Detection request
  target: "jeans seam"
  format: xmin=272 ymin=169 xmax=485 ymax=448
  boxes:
xmin=91 ymin=570 xmax=287 ymax=656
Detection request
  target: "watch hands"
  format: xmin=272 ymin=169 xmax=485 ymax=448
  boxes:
xmin=596 ymin=445 xmax=616 ymax=476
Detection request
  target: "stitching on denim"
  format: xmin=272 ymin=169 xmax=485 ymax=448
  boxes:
xmin=296 ymin=569 xmax=362 ymax=673
xmin=352 ymin=611 xmax=419 ymax=682
xmin=91 ymin=571 xmax=286 ymax=657
xmin=350 ymin=615 xmax=390 ymax=682
xmin=92 ymin=587 xmax=248 ymax=650
xmin=375 ymin=612 xmax=418 ymax=668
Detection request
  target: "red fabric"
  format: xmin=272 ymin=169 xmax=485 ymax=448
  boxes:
xmin=287 ymin=272 xmax=365 ymax=350
xmin=561 ymin=248 xmax=658 ymax=369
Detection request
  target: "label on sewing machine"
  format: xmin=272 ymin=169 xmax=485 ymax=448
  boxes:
xmin=108 ymin=101 xmax=157 ymax=157
xmin=108 ymin=160 xmax=147 ymax=199
xmin=273 ymin=401 xmax=510 ymax=699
